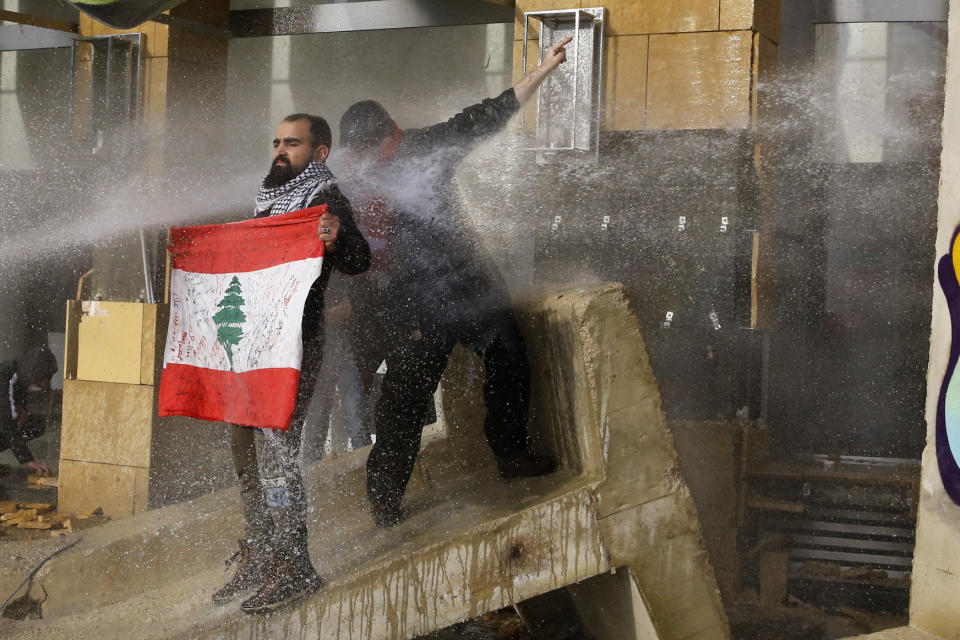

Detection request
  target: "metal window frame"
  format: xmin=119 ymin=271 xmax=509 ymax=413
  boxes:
xmin=521 ymin=7 xmax=604 ymax=161
xmin=71 ymin=33 xmax=145 ymax=147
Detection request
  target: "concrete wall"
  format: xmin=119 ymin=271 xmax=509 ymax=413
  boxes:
xmin=911 ymin=2 xmax=960 ymax=637
xmin=223 ymin=24 xmax=514 ymax=170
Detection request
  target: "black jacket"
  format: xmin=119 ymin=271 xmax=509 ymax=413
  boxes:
xmin=258 ymin=183 xmax=371 ymax=349
xmin=343 ymin=89 xmax=520 ymax=329
xmin=0 ymin=360 xmax=44 ymax=463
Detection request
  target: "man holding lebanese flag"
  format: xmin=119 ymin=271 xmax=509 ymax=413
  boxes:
xmin=159 ymin=114 xmax=370 ymax=613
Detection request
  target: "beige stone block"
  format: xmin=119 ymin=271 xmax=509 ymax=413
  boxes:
xmin=752 ymin=34 xmax=778 ymax=128
xmin=152 ymin=22 xmax=169 ymax=58
xmin=76 ymin=301 xmax=144 ymax=384
xmin=74 ymin=38 xmax=92 ymax=63
xmin=603 ymin=35 xmax=647 ymax=131
xmin=754 ymin=0 xmax=782 ymax=44
xmin=646 ymin=31 xmax=753 ymax=131
xmin=145 ymin=57 xmax=168 ymax=127
xmin=60 ymin=379 xmax=154 ymax=468
xmin=592 ymin=0 xmax=719 ymax=36
xmin=598 ymin=491 xmax=728 ymax=640
xmin=78 ymin=13 xmax=95 ymax=37
xmin=58 ymin=459 xmax=149 ymax=519
xmin=515 ymin=0 xmax=560 ymax=40
xmin=720 ymin=0 xmax=753 ymax=30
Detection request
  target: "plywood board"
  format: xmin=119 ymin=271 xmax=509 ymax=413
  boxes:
xmin=61 ymin=379 xmax=154 ymax=468
xmin=76 ymin=301 xmax=144 ymax=384
xmin=58 ymin=459 xmax=148 ymax=519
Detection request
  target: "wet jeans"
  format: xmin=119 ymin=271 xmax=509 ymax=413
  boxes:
xmin=230 ymin=318 xmax=324 ymax=559
xmin=365 ymin=309 xmax=531 ymax=512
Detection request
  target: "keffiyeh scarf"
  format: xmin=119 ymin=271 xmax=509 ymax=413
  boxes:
xmin=255 ymin=161 xmax=337 ymax=216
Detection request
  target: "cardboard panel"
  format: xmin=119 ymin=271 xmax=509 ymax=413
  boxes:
xmin=76 ymin=301 xmax=144 ymax=384
xmin=603 ymin=35 xmax=648 ymax=131
xmin=646 ymin=31 xmax=753 ymax=131
xmin=591 ymin=0 xmax=719 ymax=36
xmin=58 ymin=459 xmax=148 ymax=518
xmin=60 ymin=379 xmax=154 ymax=468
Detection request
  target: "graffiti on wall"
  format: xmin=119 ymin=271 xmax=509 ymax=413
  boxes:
xmin=937 ymin=226 xmax=960 ymax=504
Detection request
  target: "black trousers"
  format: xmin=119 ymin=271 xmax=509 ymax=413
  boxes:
xmin=365 ymin=309 xmax=531 ymax=511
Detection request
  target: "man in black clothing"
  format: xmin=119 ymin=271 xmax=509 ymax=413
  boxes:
xmin=213 ymin=113 xmax=370 ymax=613
xmin=338 ymin=37 xmax=573 ymax=527
xmin=0 ymin=346 xmax=58 ymax=477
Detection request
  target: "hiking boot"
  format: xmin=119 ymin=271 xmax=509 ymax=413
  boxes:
xmin=240 ymin=553 xmax=322 ymax=614
xmin=370 ymin=502 xmax=405 ymax=528
xmin=496 ymin=450 xmax=556 ymax=479
xmin=212 ymin=539 xmax=267 ymax=605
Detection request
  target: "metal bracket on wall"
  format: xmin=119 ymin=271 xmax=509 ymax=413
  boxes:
xmin=522 ymin=8 xmax=604 ymax=163
xmin=71 ymin=33 xmax=143 ymax=155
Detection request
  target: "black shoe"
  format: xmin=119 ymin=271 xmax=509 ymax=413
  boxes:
xmin=497 ymin=450 xmax=556 ymax=479
xmin=240 ymin=554 xmax=322 ymax=614
xmin=371 ymin=502 xmax=405 ymax=528
xmin=212 ymin=539 xmax=268 ymax=605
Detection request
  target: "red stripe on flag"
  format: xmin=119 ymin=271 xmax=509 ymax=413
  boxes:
xmin=158 ymin=363 xmax=301 ymax=430
xmin=169 ymin=206 xmax=327 ymax=274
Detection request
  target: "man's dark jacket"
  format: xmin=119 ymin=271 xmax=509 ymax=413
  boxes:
xmin=258 ymin=184 xmax=371 ymax=351
xmin=346 ymin=89 xmax=521 ymax=331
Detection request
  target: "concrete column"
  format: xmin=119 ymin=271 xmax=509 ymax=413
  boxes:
xmin=910 ymin=2 xmax=960 ymax=637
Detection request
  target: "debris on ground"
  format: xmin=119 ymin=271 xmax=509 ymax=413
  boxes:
xmin=26 ymin=475 xmax=59 ymax=489
xmin=0 ymin=503 xmax=108 ymax=540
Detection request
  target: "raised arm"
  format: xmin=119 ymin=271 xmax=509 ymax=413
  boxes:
xmin=513 ymin=36 xmax=572 ymax=105
xmin=402 ymin=36 xmax=572 ymax=158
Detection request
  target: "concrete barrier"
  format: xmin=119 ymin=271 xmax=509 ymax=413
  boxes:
xmin=0 ymin=283 xmax=728 ymax=639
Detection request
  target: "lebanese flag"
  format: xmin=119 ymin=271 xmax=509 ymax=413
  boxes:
xmin=158 ymin=206 xmax=326 ymax=430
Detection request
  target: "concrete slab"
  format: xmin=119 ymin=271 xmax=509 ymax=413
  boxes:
xmin=1 ymin=457 xmax=605 ymax=638
xmin=0 ymin=284 xmax=728 ymax=639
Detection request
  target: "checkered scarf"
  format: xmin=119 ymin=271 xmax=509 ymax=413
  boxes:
xmin=254 ymin=161 xmax=337 ymax=216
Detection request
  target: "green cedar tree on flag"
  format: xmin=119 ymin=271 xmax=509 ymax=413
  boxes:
xmin=213 ymin=276 xmax=246 ymax=370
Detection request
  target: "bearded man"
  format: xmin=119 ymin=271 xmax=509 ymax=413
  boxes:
xmin=213 ymin=113 xmax=369 ymax=613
